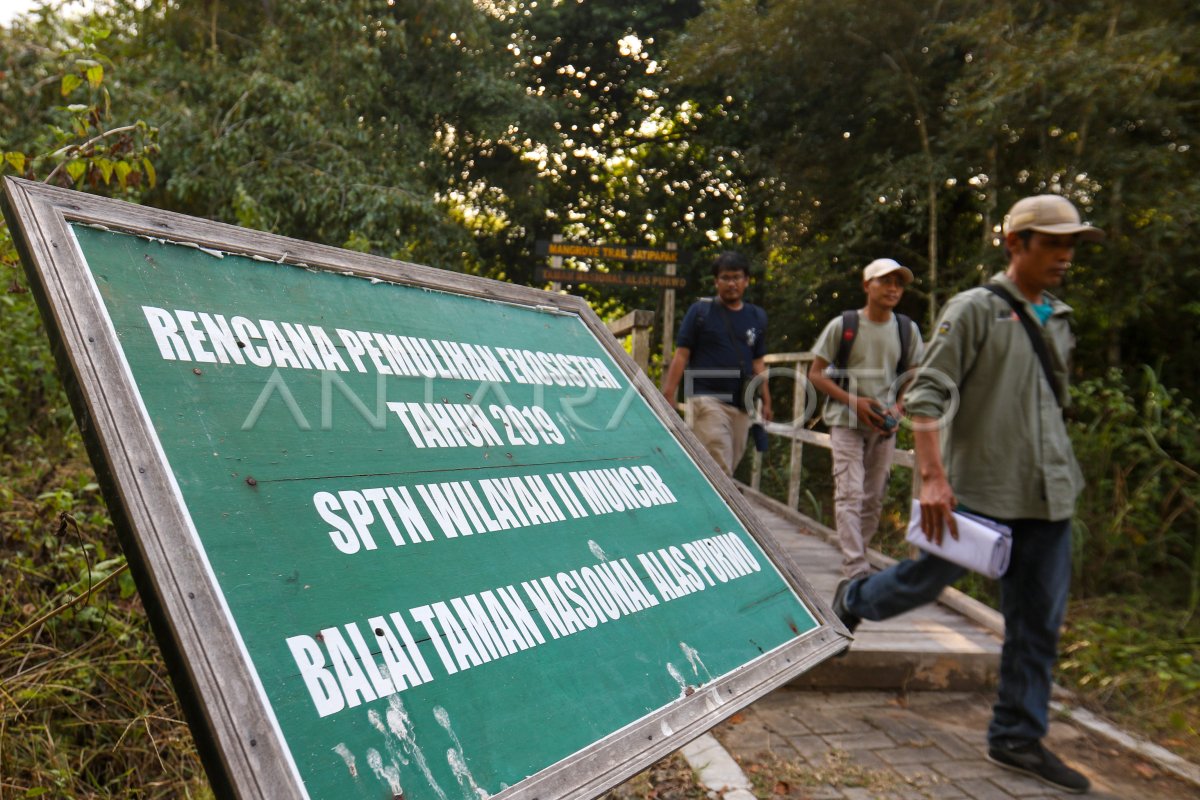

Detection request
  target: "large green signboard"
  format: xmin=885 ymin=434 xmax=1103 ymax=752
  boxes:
xmin=4 ymin=179 xmax=847 ymax=800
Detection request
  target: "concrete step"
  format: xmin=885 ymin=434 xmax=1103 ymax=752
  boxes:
xmin=738 ymin=486 xmax=1002 ymax=691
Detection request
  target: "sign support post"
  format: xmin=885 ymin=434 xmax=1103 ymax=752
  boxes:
xmin=549 ymin=232 xmax=563 ymax=292
xmin=661 ymin=243 xmax=678 ymax=373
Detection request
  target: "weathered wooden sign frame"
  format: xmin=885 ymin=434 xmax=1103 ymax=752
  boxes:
xmin=3 ymin=177 xmax=849 ymax=800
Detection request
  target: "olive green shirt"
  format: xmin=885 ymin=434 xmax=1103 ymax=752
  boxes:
xmin=905 ymin=273 xmax=1083 ymax=521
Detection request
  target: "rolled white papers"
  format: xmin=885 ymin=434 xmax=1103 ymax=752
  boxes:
xmin=905 ymin=500 xmax=1012 ymax=579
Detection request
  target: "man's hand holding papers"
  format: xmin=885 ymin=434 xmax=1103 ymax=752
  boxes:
xmin=906 ymin=500 xmax=1013 ymax=579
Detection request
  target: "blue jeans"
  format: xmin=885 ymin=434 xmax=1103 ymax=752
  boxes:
xmin=844 ymin=517 xmax=1073 ymax=745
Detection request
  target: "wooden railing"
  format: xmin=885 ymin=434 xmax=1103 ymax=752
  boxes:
xmin=606 ymin=310 xmax=656 ymax=373
xmin=605 ymin=312 xmax=916 ymax=513
xmin=749 ymin=352 xmax=917 ymax=509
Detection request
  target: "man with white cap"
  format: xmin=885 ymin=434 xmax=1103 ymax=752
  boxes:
xmin=808 ymin=258 xmax=924 ymax=580
xmin=832 ymin=194 xmax=1103 ymax=794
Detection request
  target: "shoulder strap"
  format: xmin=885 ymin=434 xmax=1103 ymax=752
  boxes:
xmin=833 ymin=309 xmax=858 ymax=369
xmin=895 ymin=312 xmax=912 ymax=373
xmin=981 ymin=284 xmax=1063 ymax=406
xmin=695 ymin=296 xmax=714 ymax=329
xmin=829 ymin=309 xmax=858 ymax=389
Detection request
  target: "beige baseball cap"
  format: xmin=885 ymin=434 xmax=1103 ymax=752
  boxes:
xmin=1002 ymin=195 xmax=1105 ymax=242
xmin=862 ymin=258 xmax=914 ymax=283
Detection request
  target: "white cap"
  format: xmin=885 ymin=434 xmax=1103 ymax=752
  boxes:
xmin=863 ymin=258 xmax=914 ymax=284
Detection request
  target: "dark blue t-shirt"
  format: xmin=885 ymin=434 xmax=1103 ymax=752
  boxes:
xmin=676 ymin=298 xmax=768 ymax=406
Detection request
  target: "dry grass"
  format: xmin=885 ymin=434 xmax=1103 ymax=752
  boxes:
xmin=1 ymin=441 xmax=212 ymax=799
xmin=741 ymin=750 xmax=916 ymax=798
xmin=601 ymin=753 xmax=708 ymax=800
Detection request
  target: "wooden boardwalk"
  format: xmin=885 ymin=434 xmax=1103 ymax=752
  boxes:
xmin=739 ymin=487 xmax=1005 ymax=691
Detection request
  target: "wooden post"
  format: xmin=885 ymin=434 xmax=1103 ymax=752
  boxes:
xmin=549 ymin=233 xmax=563 ymax=292
xmin=660 ymin=243 xmax=677 ymax=370
xmin=787 ymin=355 xmax=806 ymax=510
xmin=630 ymin=315 xmax=651 ymax=372
xmin=605 ymin=310 xmax=655 ymax=373
xmin=750 ymin=395 xmax=763 ymax=491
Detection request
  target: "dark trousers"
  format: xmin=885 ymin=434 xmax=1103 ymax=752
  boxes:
xmin=844 ymin=517 xmax=1073 ymax=744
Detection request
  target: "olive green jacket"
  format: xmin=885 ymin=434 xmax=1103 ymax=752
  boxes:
xmin=905 ymin=273 xmax=1083 ymax=521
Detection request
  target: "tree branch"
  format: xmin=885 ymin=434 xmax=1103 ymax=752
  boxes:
xmin=43 ymin=123 xmax=142 ymax=184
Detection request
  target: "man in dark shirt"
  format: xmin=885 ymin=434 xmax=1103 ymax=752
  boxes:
xmin=661 ymin=251 xmax=771 ymax=475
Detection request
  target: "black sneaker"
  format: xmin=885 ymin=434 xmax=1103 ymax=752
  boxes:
xmin=831 ymin=578 xmax=860 ymax=634
xmin=987 ymin=740 xmax=1090 ymax=794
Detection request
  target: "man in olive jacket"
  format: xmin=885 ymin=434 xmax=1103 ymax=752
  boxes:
xmin=832 ymin=195 xmax=1103 ymax=795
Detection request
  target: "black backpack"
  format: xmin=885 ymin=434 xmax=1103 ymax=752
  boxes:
xmin=827 ymin=309 xmax=913 ymax=389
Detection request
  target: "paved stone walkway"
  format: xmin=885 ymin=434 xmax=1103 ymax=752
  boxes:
xmin=664 ymin=486 xmax=1200 ymax=800
xmin=704 ymin=688 xmax=1196 ymax=800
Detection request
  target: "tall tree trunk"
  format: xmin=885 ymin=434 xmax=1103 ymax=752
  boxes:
xmin=209 ymin=0 xmax=219 ymax=54
xmin=1106 ymin=175 xmax=1124 ymax=368
xmin=983 ymin=144 xmax=997 ymax=250
xmin=885 ymin=51 xmax=939 ymax=327
xmin=925 ymin=161 xmax=938 ymax=328
xmin=1077 ymin=9 xmax=1121 ymax=166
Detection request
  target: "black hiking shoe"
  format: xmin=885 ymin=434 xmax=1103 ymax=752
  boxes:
xmin=831 ymin=578 xmax=861 ymax=635
xmin=987 ymin=740 xmax=1090 ymax=794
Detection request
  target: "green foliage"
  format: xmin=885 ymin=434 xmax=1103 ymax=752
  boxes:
xmin=671 ymin=0 xmax=1200 ymax=393
xmin=0 ymin=242 xmax=71 ymax=446
xmin=0 ymin=13 xmax=158 ymax=445
xmin=1 ymin=17 xmax=158 ymax=191
xmin=1060 ymin=595 xmax=1200 ymax=760
xmin=0 ymin=9 xmax=162 ymax=454
xmin=100 ymin=0 xmax=529 ymax=271
xmin=477 ymin=0 xmax=778 ymax=314
xmin=1070 ymin=366 xmax=1200 ymax=619
xmin=0 ymin=420 xmax=209 ymax=797
xmin=1 ymin=14 xmax=201 ymax=797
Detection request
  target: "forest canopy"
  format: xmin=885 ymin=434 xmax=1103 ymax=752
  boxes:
xmin=1 ymin=1 xmax=1198 ymax=795
xmin=3 ymin=0 xmax=1194 ymax=391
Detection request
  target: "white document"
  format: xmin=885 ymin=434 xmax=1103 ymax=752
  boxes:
xmin=905 ymin=499 xmax=1012 ymax=579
